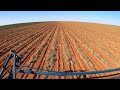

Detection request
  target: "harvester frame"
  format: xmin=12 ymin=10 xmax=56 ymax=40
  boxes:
xmin=0 ymin=50 xmax=120 ymax=79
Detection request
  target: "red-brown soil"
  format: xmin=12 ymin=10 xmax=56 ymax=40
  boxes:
xmin=1 ymin=21 xmax=120 ymax=79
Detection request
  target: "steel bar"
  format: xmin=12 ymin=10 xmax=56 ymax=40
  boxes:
xmin=0 ymin=53 xmax=12 ymax=78
xmin=16 ymin=68 xmax=120 ymax=76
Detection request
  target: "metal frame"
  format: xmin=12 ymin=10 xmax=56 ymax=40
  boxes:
xmin=0 ymin=51 xmax=13 ymax=79
xmin=1 ymin=50 xmax=120 ymax=79
xmin=0 ymin=50 xmax=18 ymax=79
xmin=12 ymin=51 xmax=16 ymax=79
xmin=15 ymin=67 xmax=120 ymax=76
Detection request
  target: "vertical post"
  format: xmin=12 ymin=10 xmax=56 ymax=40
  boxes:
xmin=81 ymin=70 xmax=87 ymax=79
xmin=83 ymin=75 xmax=86 ymax=79
xmin=13 ymin=53 xmax=16 ymax=79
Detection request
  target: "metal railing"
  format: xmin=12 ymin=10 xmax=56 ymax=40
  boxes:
xmin=0 ymin=50 xmax=120 ymax=79
xmin=0 ymin=50 xmax=20 ymax=79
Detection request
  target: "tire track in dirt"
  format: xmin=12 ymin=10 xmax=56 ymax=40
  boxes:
xmin=61 ymin=27 xmax=93 ymax=78
xmin=61 ymin=26 xmax=85 ymax=79
xmin=38 ymin=25 xmax=59 ymax=79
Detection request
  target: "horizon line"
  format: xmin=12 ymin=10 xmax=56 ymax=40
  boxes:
xmin=0 ymin=21 xmax=120 ymax=27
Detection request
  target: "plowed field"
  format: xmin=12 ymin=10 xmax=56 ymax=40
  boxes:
xmin=1 ymin=21 xmax=120 ymax=79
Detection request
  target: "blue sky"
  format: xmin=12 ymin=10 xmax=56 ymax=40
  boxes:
xmin=0 ymin=11 xmax=120 ymax=26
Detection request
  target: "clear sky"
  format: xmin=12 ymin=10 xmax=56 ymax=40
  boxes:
xmin=0 ymin=11 xmax=120 ymax=26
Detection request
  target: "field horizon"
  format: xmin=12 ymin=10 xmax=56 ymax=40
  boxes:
xmin=1 ymin=21 xmax=120 ymax=27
